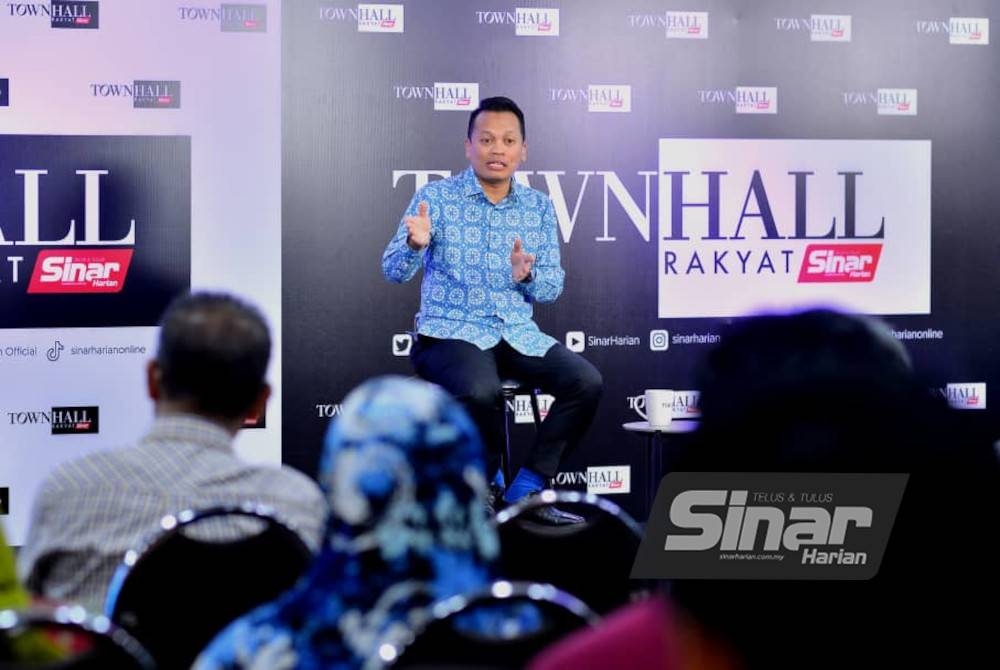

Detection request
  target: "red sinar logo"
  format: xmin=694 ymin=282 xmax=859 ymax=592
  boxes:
xmin=28 ymin=249 xmax=134 ymax=293
xmin=797 ymin=244 xmax=882 ymax=283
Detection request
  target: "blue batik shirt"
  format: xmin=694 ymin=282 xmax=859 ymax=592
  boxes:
xmin=382 ymin=167 xmax=564 ymax=357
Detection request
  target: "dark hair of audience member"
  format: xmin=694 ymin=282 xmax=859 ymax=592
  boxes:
xmin=668 ymin=309 xmax=1000 ymax=667
xmin=155 ymin=292 xmax=270 ymax=419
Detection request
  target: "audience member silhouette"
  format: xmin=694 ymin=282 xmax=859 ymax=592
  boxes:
xmin=532 ymin=309 xmax=1000 ymax=669
xmin=668 ymin=309 xmax=1000 ymax=667
xmin=18 ymin=292 xmax=326 ymax=611
xmin=193 ymin=375 xmax=510 ymax=669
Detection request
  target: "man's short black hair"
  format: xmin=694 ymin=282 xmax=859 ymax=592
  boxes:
xmin=155 ymin=291 xmax=270 ymax=419
xmin=467 ymin=96 xmax=526 ymax=141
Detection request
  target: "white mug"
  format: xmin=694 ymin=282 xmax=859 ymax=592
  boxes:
xmin=645 ymin=389 xmax=675 ymax=428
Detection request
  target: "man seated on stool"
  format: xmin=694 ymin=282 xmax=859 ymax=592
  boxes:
xmin=382 ymin=96 xmax=603 ymax=525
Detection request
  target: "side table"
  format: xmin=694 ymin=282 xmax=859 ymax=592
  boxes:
xmin=622 ymin=420 xmax=699 ymax=521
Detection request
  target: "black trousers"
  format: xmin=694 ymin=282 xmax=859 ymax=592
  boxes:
xmin=411 ymin=336 xmax=603 ymax=479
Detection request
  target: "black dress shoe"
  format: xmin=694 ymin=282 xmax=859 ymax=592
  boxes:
xmin=527 ymin=504 xmax=585 ymax=525
xmin=521 ymin=496 xmax=585 ymax=526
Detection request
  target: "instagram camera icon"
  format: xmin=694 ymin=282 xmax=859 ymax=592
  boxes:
xmin=649 ymin=329 xmax=670 ymax=351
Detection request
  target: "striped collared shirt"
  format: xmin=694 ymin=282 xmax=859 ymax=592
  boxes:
xmin=17 ymin=414 xmax=327 ymax=611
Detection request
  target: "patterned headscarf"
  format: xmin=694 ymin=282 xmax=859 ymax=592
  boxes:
xmin=194 ymin=376 xmax=499 ymax=670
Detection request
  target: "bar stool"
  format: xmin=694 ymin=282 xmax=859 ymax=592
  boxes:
xmin=499 ymin=379 xmax=543 ymax=486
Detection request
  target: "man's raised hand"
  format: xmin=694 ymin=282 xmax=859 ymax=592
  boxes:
xmin=510 ymin=237 xmax=536 ymax=283
xmin=405 ymin=201 xmax=432 ymax=250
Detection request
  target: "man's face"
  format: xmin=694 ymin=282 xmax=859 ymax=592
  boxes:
xmin=465 ymin=110 xmax=526 ymax=186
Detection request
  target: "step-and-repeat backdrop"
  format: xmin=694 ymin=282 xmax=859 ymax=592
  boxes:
xmin=282 ymin=1 xmax=999 ymax=518
xmin=2 ymin=1 xmax=996 ymax=537
xmin=0 ymin=1 xmax=281 ymax=543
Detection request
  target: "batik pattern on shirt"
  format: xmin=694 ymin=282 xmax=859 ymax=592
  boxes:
xmin=382 ymin=167 xmax=564 ymax=357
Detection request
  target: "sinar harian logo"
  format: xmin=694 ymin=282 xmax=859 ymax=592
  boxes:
xmin=632 ymin=472 xmax=907 ymax=580
xmin=0 ymin=168 xmax=136 ymax=294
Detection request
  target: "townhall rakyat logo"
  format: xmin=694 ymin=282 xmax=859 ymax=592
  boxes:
xmin=476 ymin=7 xmax=559 ymax=36
xmin=51 ymin=0 xmax=98 ymax=28
xmin=357 ymin=3 xmax=403 ymax=32
xmin=916 ymin=17 xmax=989 ymax=45
xmin=89 ymin=80 xmax=182 ymax=109
xmin=0 ymin=134 xmax=191 ymax=329
xmin=841 ymin=89 xmax=918 ymax=116
xmin=4 ymin=1 xmax=99 ymax=28
xmin=656 ymin=138 xmax=931 ymax=318
xmin=392 ymin=137 xmax=931 ymax=321
xmin=552 ymin=466 xmax=631 ymax=495
xmin=774 ymin=14 xmax=851 ymax=42
xmin=0 ymin=167 xmax=136 ymax=295
xmin=627 ymin=10 xmax=708 ymax=39
xmin=177 ymin=4 xmax=267 ymax=32
xmin=515 ymin=7 xmax=558 ymax=36
xmin=939 ymin=383 xmax=987 ymax=410
xmin=433 ymin=83 xmax=479 ymax=111
xmin=548 ymin=85 xmax=632 ymax=112
xmin=698 ymin=86 xmax=777 ymax=114
xmin=6 ymin=405 xmax=99 ymax=434
xmin=0 ymin=79 xmax=8 ymax=107
xmin=393 ymin=83 xmax=479 ymax=111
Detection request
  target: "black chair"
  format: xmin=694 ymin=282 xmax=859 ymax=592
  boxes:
xmin=0 ymin=605 xmax=155 ymax=669
xmin=377 ymin=580 xmax=599 ymax=669
xmin=496 ymin=491 xmax=652 ymax=615
xmin=104 ymin=503 xmax=313 ymax=670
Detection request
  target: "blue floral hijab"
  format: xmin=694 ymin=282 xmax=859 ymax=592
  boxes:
xmin=194 ymin=376 xmax=499 ymax=669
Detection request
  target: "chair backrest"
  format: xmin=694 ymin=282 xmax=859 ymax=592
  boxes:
xmin=0 ymin=605 xmax=155 ymax=670
xmin=104 ymin=503 xmax=313 ymax=670
xmin=496 ymin=491 xmax=651 ymax=615
xmin=377 ymin=580 xmax=600 ymax=669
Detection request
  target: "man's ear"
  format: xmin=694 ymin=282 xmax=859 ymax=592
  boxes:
xmin=146 ymin=360 xmax=161 ymax=401
xmin=246 ymin=382 xmax=271 ymax=424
